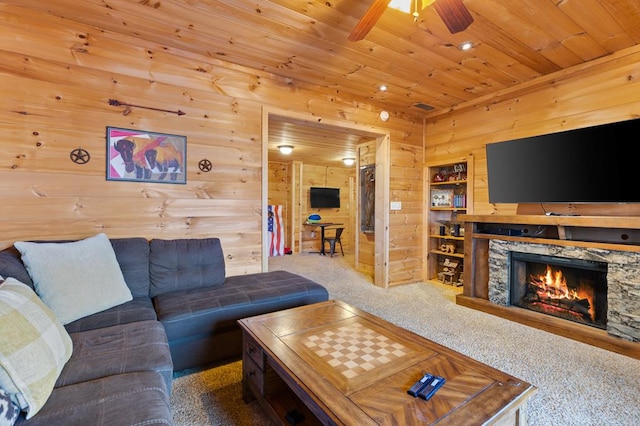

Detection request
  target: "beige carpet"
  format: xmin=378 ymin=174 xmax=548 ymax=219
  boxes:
xmin=171 ymin=253 xmax=640 ymax=425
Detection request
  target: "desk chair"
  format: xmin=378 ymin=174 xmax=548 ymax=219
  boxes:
xmin=323 ymin=228 xmax=344 ymax=257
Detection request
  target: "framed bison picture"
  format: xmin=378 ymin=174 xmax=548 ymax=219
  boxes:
xmin=106 ymin=126 xmax=187 ymax=184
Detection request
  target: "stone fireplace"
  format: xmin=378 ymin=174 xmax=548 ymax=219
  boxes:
xmin=509 ymin=252 xmax=608 ymax=329
xmin=456 ymin=214 xmax=640 ymax=359
xmin=487 ymin=239 xmax=640 ymax=342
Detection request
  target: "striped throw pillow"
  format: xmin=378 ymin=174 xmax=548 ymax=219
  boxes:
xmin=0 ymin=277 xmax=73 ymax=419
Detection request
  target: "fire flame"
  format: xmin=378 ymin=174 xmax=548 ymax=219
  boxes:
xmin=531 ymin=265 xmax=595 ymax=321
xmin=536 ymin=265 xmax=575 ymax=299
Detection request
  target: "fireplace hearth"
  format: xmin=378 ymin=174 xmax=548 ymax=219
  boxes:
xmin=509 ymin=252 xmax=607 ymax=329
xmin=485 ymin=239 xmax=640 ymax=346
xmin=458 ymin=215 xmax=640 ymax=359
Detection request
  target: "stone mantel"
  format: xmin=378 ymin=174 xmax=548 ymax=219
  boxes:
xmin=457 ymin=214 xmax=640 ymax=359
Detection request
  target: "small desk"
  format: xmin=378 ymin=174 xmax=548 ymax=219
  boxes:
xmin=304 ymin=222 xmax=343 ymax=255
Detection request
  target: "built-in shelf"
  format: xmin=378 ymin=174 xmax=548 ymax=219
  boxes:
xmin=430 ymin=180 xmax=468 ymax=186
xmin=428 ymin=235 xmax=465 ymax=241
xmin=430 ymin=250 xmax=464 ymax=258
xmin=425 ymin=159 xmax=473 ymax=286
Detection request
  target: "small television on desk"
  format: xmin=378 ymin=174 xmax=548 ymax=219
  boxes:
xmin=310 ymin=187 xmax=340 ymax=208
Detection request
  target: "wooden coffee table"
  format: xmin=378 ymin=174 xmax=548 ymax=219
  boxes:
xmin=239 ymin=300 xmax=537 ymax=425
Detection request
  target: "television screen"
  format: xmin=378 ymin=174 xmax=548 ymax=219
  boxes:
xmin=310 ymin=187 xmax=340 ymax=208
xmin=486 ymin=119 xmax=639 ymax=204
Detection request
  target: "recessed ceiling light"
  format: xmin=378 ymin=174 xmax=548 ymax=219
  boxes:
xmin=278 ymin=145 xmax=293 ymax=155
xmin=458 ymin=41 xmax=474 ymax=51
xmin=379 ymin=84 xmax=388 ymax=92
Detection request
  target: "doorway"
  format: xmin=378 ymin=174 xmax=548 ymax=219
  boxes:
xmin=261 ymin=107 xmax=391 ymax=287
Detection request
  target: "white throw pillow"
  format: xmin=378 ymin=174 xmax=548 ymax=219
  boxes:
xmin=14 ymin=233 xmax=133 ymax=325
xmin=0 ymin=277 xmax=73 ymax=419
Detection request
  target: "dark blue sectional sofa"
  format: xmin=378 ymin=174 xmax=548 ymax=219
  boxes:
xmin=0 ymin=237 xmax=328 ymax=425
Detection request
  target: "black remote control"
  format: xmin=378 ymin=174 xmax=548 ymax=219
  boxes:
xmin=418 ymin=375 xmax=445 ymax=400
xmin=407 ymin=373 xmax=434 ymax=397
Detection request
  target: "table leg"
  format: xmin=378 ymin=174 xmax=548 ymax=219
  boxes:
xmin=320 ymin=226 xmax=326 ymax=255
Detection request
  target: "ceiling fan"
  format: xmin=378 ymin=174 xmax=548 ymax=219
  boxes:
xmin=348 ymin=0 xmax=474 ymax=41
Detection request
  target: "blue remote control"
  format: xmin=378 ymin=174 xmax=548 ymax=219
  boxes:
xmin=418 ymin=375 xmax=445 ymax=400
xmin=407 ymin=373 xmax=434 ymax=397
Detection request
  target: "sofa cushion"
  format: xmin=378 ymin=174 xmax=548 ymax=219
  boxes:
xmin=63 ymin=297 xmax=157 ymax=334
xmin=149 ymin=238 xmax=225 ymax=297
xmin=14 ymin=233 xmax=133 ymax=325
xmin=0 ymin=277 xmax=73 ymax=419
xmin=109 ymin=238 xmax=151 ymax=298
xmin=56 ymin=320 xmax=173 ymax=392
xmin=14 ymin=371 xmax=172 ymax=425
xmin=154 ymin=270 xmax=329 ymax=340
xmin=0 ymin=249 xmax=32 ymax=289
xmin=154 ymin=270 xmax=328 ymax=370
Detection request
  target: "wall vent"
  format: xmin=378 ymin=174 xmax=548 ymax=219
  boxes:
xmin=413 ymin=102 xmax=434 ymax=111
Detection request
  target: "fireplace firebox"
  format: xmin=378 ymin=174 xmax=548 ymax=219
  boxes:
xmin=509 ymin=252 xmax=608 ymax=329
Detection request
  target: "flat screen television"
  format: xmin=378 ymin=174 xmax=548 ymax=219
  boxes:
xmin=486 ymin=119 xmax=639 ymax=204
xmin=310 ymin=187 xmax=340 ymax=208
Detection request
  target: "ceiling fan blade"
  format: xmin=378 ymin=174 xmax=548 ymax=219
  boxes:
xmin=433 ymin=0 xmax=474 ymax=33
xmin=348 ymin=0 xmax=390 ymax=42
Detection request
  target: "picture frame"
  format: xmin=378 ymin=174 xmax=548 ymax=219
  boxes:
xmin=431 ymin=188 xmax=454 ymax=207
xmin=106 ymin=126 xmax=187 ymax=184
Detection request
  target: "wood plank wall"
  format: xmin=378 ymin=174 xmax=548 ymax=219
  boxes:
xmin=298 ymin=164 xmax=354 ymax=254
xmin=9 ymin=4 xmax=634 ymax=285
xmin=0 ymin=4 xmax=423 ymax=282
xmin=424 ymin=45 xmax=640 ymax=219
xmin=267 ymin=161 xmax=290 ymax=250
xmin=389 ymin=143 xmax=424 ymax=285
xmin=268 ymin=161 xmax=355 ymax=255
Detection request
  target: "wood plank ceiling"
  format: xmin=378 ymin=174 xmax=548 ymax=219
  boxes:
xmin=6 ymin=0 xmax=640 ymax=165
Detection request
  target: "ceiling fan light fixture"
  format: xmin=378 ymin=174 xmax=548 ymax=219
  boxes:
xmin=349 ymin=0 xmax=472 ymax=41
xmin=433 ymin=0 xmax=474 ymax=33
xmin=343 ymin=157 xmax=356 ymax=166
xmin=388 ymin=0 xmax=412 ymax=13
xmin=278 ymin=145 xmax=294 ymax=155
xmin=389 ymin=0 xmax=435 ymax=14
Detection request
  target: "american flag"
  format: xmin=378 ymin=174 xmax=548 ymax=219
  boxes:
xmin=268 ymin=205 xmax=284 ymax=256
